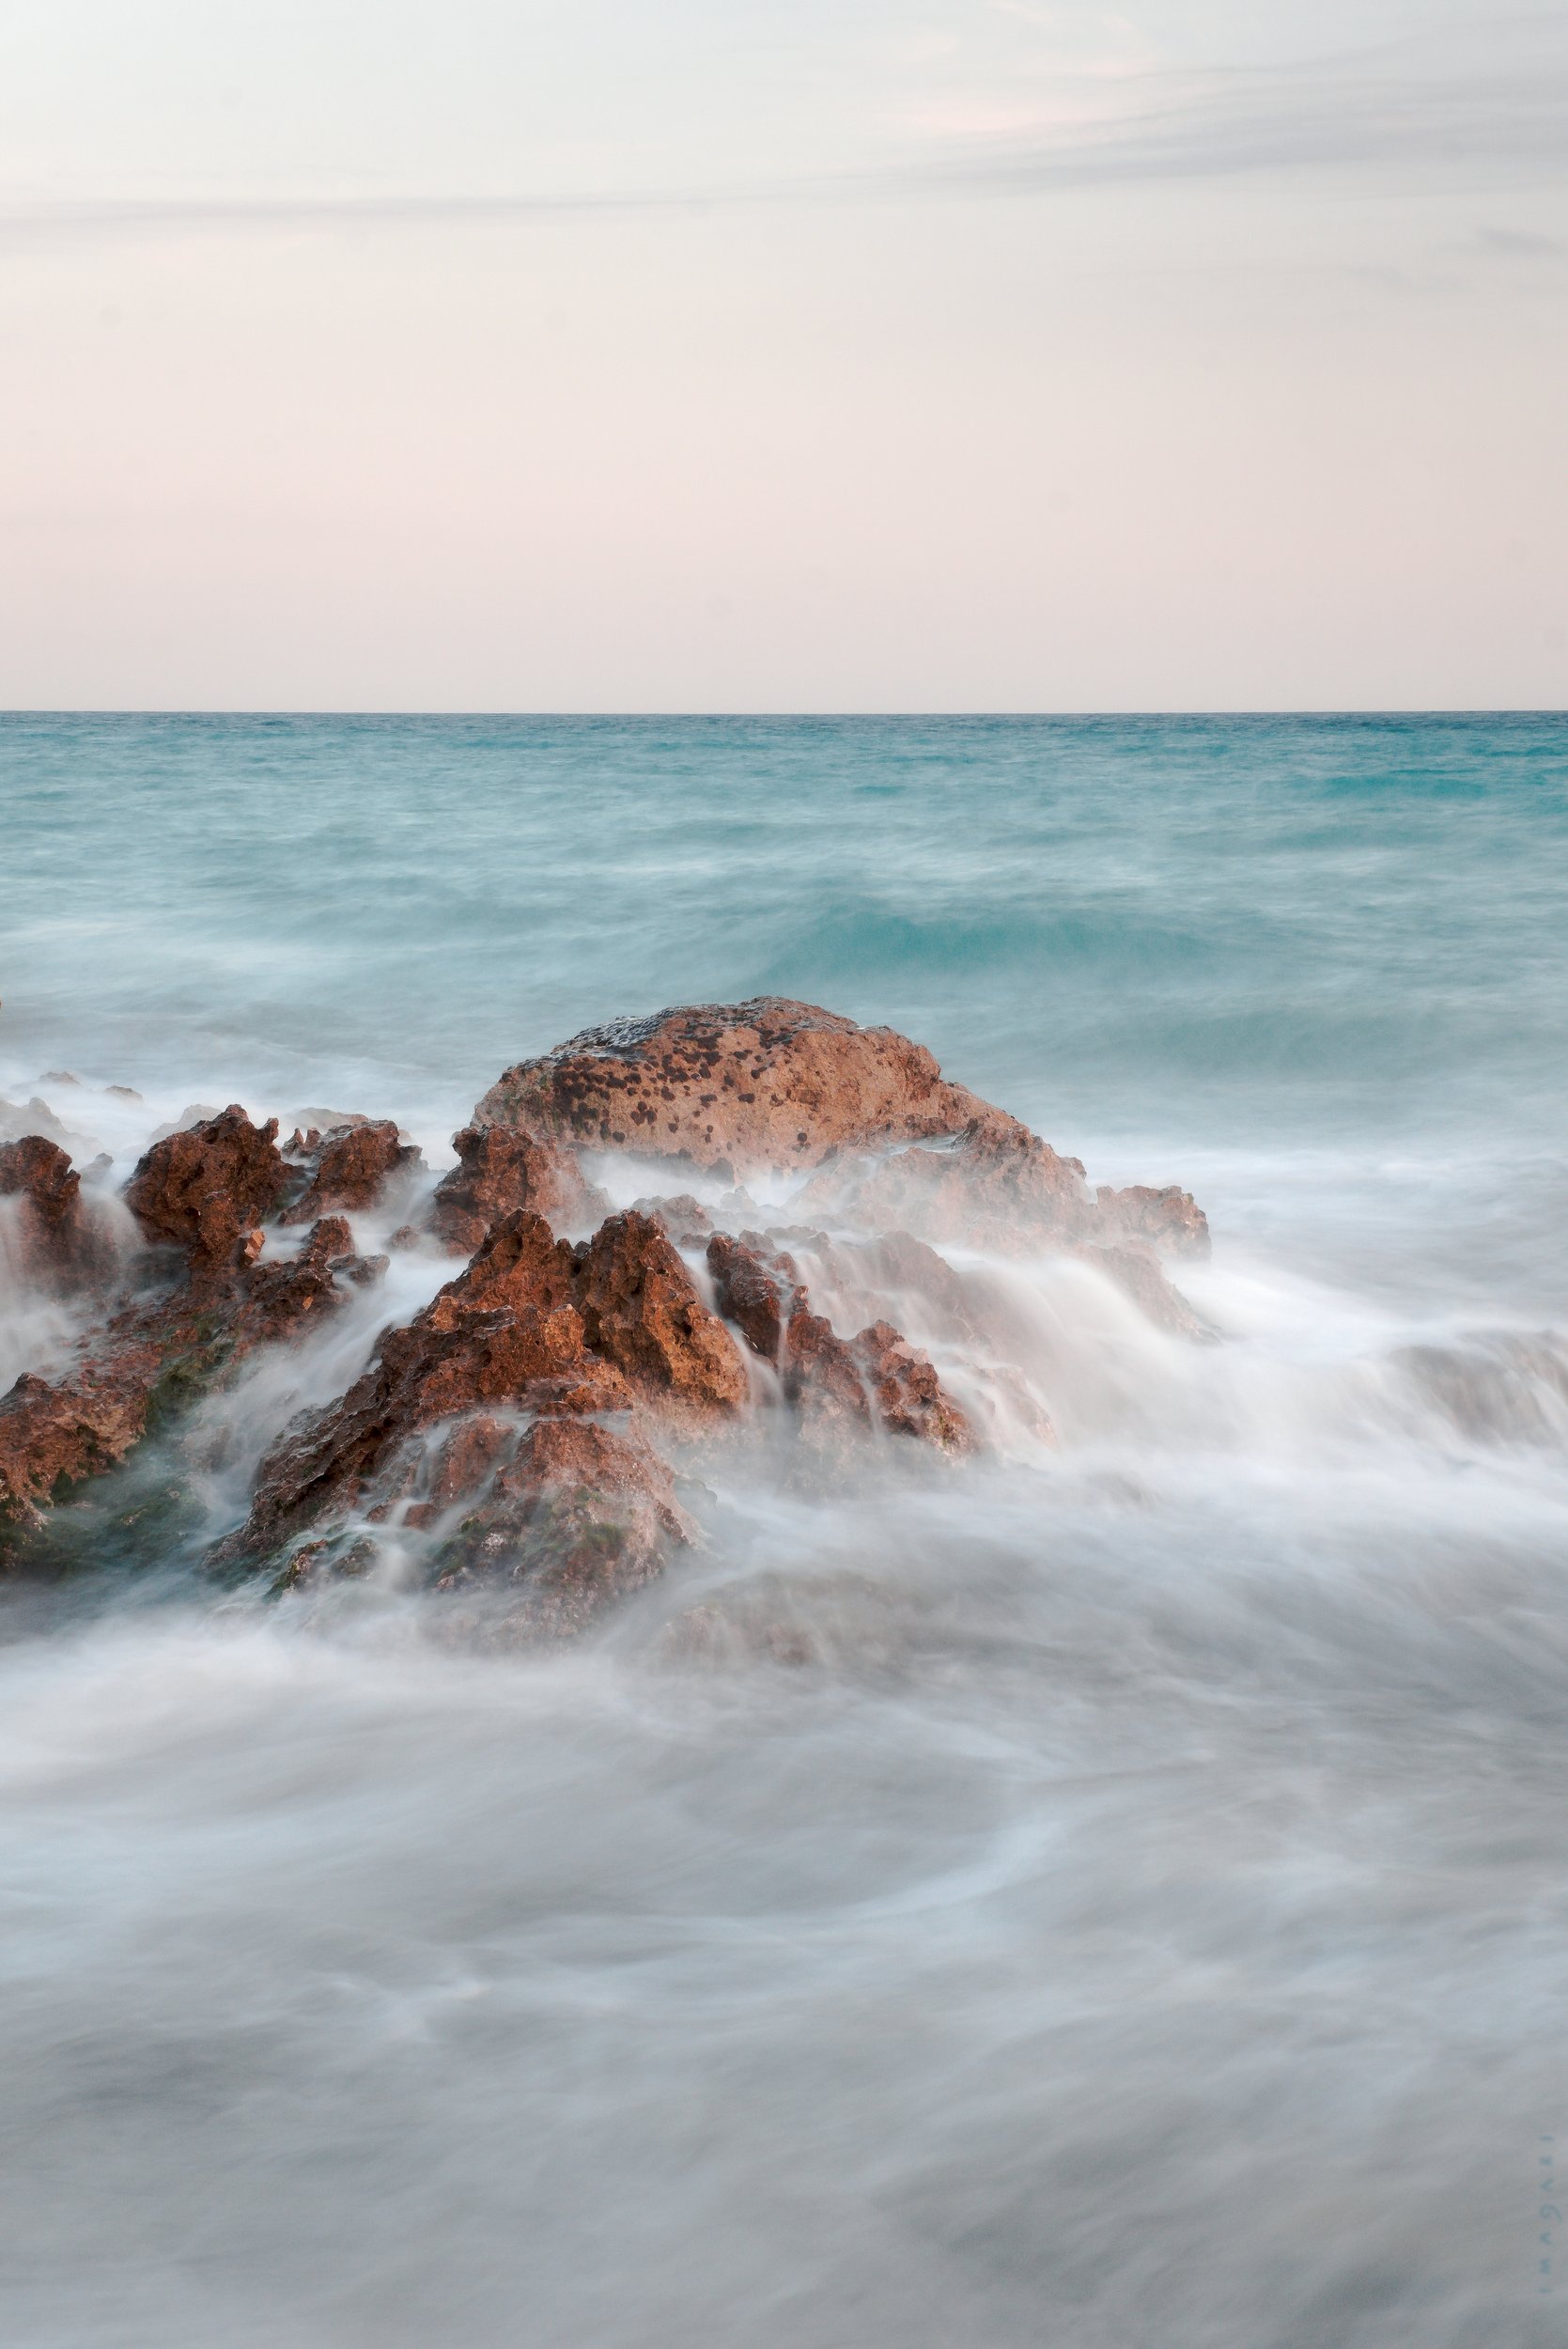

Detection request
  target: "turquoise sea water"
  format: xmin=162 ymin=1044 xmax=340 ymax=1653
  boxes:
xmin=2 ymin=713 xmax=1567 ymax=2347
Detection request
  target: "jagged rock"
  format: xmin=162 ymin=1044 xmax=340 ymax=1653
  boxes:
xmin=1094 ymin=1183 xmax=1211 ymax=1259
xmin=706 ymin=1230 xmax=970 ymax=1453
xmin=1 ymin=1209 xmax=385 ymax=1539
xmin=1072 ymin=1242 xmax=1215 ymax=1340
xmin=125 ymin=1106 xmax=288 ymax=1273
xmin=629 ymin=1192 xmax=713 ymax=1237
xmin=0 ymin=1360 xmax=160 ymax=1529
xmin=0 ymin=1136 xmax=115 ymax=1291
xmin=427 ymin=1417 xmax=694 ymax=1639
xmin=239 ymin=1217 xmax=386 ymax=1342
xmin=280 ymin=1120 xmax=423 ymax=1223
xmin=223 ymin=1207 xmax=745 ymax=1571
xmin=575 ymin=1212 xmax=748 ymax=1415
xmin=428 ymin=1122 xmax=607 ymax=1252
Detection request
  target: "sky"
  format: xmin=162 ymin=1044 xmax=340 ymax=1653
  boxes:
xmin=1 ymin=0 xmax=1565 ymax=710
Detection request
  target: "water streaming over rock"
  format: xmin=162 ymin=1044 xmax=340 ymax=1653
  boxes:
xmin=2 ymin=713 xmax=1565 ymax=2346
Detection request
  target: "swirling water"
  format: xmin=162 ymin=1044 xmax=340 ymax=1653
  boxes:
xmin=2 ymin=712 xmax=1566 ymax=2346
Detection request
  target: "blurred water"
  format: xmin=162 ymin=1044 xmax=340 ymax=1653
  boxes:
xmin=1 ymin=712 xmax=1566 ymax=2346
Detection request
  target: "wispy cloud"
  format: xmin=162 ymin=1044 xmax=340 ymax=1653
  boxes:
xmin=897 ymin=22 xmax=1568 ymax=193
xmin=0 ymin=18 xmax=1563 ymax=247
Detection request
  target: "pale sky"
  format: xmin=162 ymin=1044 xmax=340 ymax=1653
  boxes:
xmin=2 ymin=0 xmax=1565 ymax=709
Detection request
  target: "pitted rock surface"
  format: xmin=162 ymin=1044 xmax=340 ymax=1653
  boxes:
xmin=281 ymin=1121 xmax=423 ymax=1224
xmin=125 ymin=1107 xmax=288 ymax=1272
xmin=474 ymin=998 xmax=990 ymax=1174
xmin=428 ymin=1123 xmax=606 ymax=1252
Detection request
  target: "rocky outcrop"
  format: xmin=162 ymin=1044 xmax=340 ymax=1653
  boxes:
xmin=472 ymin=998 xmax=1206 ymax=1265
xmin=0 ymin=1135 xmax=115 ymax=1291
xmin=427 ymin=1122 xmax=606 ymax=1252
xmin=706 ymin=1231 xmax=971 ymax=1454
xmin=280 ymin=1120 xmax=423 ymax=1223
xmin=1 ymin=1117 xmax=385 ymax=1537
xmin=4 ymin=1000 xmax=1214 ymax=1637
xmin=221 ymin=1207 xmax=742 ymax=1571
xmin=474 ymin=998 xmax=989 ymax=1174
xmin=426 ymin=1418 xmax=694 ymax=1639
xmin=576 ymin=1212 xmax=748 ymax=1415
xmin=125 ymin=1106 xmax=289 ymax=1275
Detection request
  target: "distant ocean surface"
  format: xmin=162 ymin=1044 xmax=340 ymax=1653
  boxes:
xmin=3 ymin=712 xmax=1567 ymax=2347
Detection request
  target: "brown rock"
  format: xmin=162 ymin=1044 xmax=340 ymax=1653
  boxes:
xmin=573 ymin=1212 xmax=748 ymax=1415
xmin=125 ymin=1106 xmax=287 ymax=1273
xmin=429 ymin=1416 xmax=694 ymax=1639
xmin=474 ymin=998 xmax=990 ymax=1174
xmin=222 ymin=1212 xmax=632 ymax=1562
xmin=427 ymin=1122 xmax=607 ymax=1252
xmin=0 ymin=1361 xmax=158 ymax=1530
xmin=1094 ymin=1183 xmax=1210 ymax=1260
xmin=852 ymin=1320 xmax=973 ymax=1452
xmin=472 ymin=1000 xmax=1205 ymax=1265
xmin=236 ymin=1217 xmax=385 ymax=1344
xmin=706 ymin=1230 xmax=970 ymax=1453
xmin=281 ymin=1121 xmax=423 ymax=1223
xmin=0 ymin=1136 xmax=115 ymax=1291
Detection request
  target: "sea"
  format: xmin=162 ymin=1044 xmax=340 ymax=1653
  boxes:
xmin=2 ymin=711 xmax=1566 ymax=2347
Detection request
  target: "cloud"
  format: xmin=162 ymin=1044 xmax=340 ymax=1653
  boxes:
xmin=0 ymin=15 xmax=1563 ymax=247
xmin=898 ymin=21 xmax=1568 ymax=193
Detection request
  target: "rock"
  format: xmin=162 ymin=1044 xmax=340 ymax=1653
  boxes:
xmin=851 ymin=1320 xmax=974 ymax=1451
xmin=0 ymin=1094 xmax=96 ymax=1153
xmin=629 ymin=1192 xmax=713 ymax=1237
xmin=473 ymin=999 xmax=1205 ymax=1264
xmin=238 ymin=1217 xmax=385 ymax=1343
xmin=223 ymin=1207 xmax=746 ymax=1570
xmin=1 ymin=1197 xmax=387 ymax=1541
xmin=706 ymin=1230 xmax=970 ymax=1453
xmin=474 ymin=997 xmax=991 ymax=1174
xmin=428 ymin=1417 xmax=694 ymax=1639
xmin=575 ymin=1212 xmax=748 ymax=1416
xmin=427 ymin=1122 xmax=607 ymax=1252
xmin=125 ymin=1106 xmax=288 ymax=1274
xmin=221 ymin=1212 xmax=634 ymax=1563
xmin=0 ymin=1361 xmax=159 ymax=1530
xmin=0 ymin=1136 xmax=114 ymax=1291
xmin=280 ymin=1119 xmax=423 ymax=1223
xmin=1094 ymin=1183 xmax=1211 ymax=1260
xmin=1072 ymin=1242 xmax=1216 ymax=1341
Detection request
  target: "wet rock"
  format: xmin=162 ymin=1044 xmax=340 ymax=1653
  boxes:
xmin=429 ymin=1417 xmax=694 ymax=1640
xmin=474 ymin=999 xmax=1205 ymax=1266
xmin=428 ymin=1122 xmax=607 ymax=1252
xmin=474 ymin=997 xmax=993 ymax=1174
xmin=1072 ymin=1242 xmax=1215 ymax=1341
xmin=281 ymin=1120 xmax=423 ymax=1223
xmin=0 ymin=1360 xmax=159 ymax=1530
xmin=222 ymin=1212 xmax=634 ymax=1563
xmin=1094 ymin=1183 xmax=1211 ymax=1260
xmin=238 ymin=1217 xmax=385 ymax=1344
xmin=0 ymin=1136 xmax=114 ymax=1291
xmin=576 ymin=1212 xmax=748 ymax=1416
xmin=706 ymin=1230 xmax=970 ymax=1453
xmin=629 ymin=1192 xmax=713 ymax=1238
xmin=125 ymin=1106 xmax=288 ymax=1274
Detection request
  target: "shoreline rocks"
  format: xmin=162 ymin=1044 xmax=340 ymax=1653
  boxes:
xmin=1 ymin=1001 xmax=1214 ymax=1632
